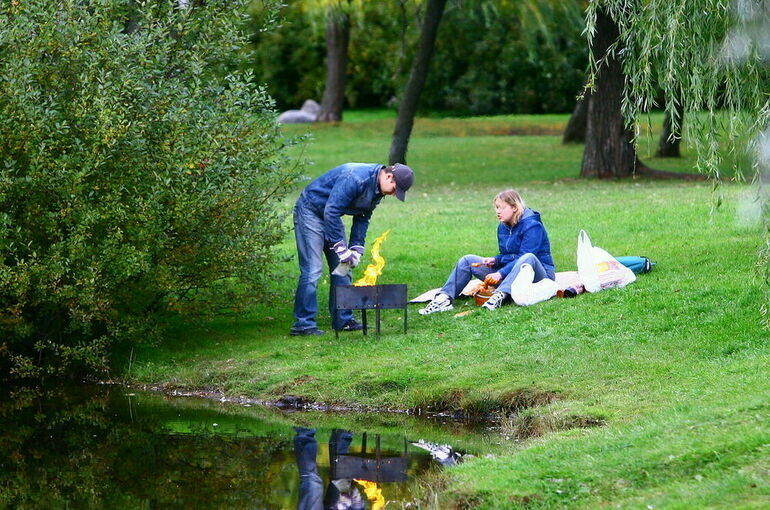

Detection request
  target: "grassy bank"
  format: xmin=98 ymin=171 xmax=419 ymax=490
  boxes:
xmin=126 ymin=113 xmax=769 ymax=508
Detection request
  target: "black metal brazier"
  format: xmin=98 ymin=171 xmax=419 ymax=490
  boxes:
xmin=334 ymin=284 xmax=408 ymax=337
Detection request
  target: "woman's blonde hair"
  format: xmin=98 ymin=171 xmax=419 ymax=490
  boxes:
xmin=494 ymin=189 xmax=526 ymax=225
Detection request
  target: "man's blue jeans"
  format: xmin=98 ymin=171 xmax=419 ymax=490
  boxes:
xmin=440 ymin=253 xmax=555 ymax=299
xmin=293 ymin=198 xmax=354 ymax=332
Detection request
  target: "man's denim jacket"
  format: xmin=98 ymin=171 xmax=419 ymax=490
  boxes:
xmin=298 ymin=163 xmax=384 ymax=247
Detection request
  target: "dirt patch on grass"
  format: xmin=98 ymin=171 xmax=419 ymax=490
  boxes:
xmin=413 ymin=388 xmax=469 ymax=416
xmin=408 ymin=387 xmax=604 ymax=439
xmin=412 ymin=387 xmax=563 ymax=420
xmin=499 ymin=387 xmax=561 ymax=412
xmin=450 ymin=491 xmax=490 ymax=509
xmin=502 ymin=411 xmax=606 ymax=440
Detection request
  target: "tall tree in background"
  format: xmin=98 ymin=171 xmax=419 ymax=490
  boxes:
xmin=581 ymin=4 xmax=703 ymax=179
xmin=294 ymin=0 xmax=362 ymax=122
xmin=389 ymin=0 xmax=447 ymax=164
xmin=580 ymin=7 xmax=637 ymax=177
xmin=317 ymin=7 xmax=350 ymax=121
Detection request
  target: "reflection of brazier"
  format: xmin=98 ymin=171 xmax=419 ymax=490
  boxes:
xmin=334 ymin=284 xmax=408 ymax=337
xmin=331 ymin=433 xmax=409 ymax=483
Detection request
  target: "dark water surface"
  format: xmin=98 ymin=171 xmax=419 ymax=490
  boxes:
xmin=0 ymin=384 xmax=496 ymax=509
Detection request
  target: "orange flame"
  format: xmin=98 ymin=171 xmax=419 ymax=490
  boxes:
xmin=353 ymin=229 xmax=391 ymax=286
xmin=354 ymin=479 xmax=385 ymax=510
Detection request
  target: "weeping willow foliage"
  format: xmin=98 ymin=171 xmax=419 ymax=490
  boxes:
xmin=585 ymin=0 xmax=770 ymax=324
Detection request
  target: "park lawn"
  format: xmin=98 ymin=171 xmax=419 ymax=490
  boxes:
xmin=126 ymin=113 xmax=769 ymax=508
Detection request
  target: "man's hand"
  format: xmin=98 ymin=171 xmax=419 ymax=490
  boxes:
xmin=333 ymin=241 xmax=358 ymax=265
xmin=349 ymin=245 xmax=365 ymax=268
xmin=482 ymin=257 xmax=496 ymax=267
xmin=484 ymin=272 xmax=503 ymax=285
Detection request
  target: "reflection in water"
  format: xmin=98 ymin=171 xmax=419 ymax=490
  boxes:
xmin=0 ymin=385 xmax=475 ymax=509
xmin=295 ymin=428 xmax=365 ymax=510
xmin=410 ymin=439 xmax=463 ymax=466
xmin=295 ymin=427 xmax=424 ymax=510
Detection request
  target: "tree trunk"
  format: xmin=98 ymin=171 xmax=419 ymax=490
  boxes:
xmin=562 ymin=91 xmax=589 ymax=144
xmin=580 ymin=8 xmax=637 ymax=178
xmin=656 ymin=101 xmax=684 ymax=157
xmin=388 ymin=0 xmax=448 ymax=165
xmin=317 ymin=10 xmax=350 ymax=123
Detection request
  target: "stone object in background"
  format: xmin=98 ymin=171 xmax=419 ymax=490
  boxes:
xmin=277 ymin=99 xmax=320 ymax=124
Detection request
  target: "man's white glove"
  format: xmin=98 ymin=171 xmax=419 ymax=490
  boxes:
xmin=332 ymin=241 xmax=359 ymax=266
xmin=349 ymin=245 xmax=364 ymax=268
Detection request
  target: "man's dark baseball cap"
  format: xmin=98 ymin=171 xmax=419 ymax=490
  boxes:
xmin=391 ymin=163 xmax=414 ymax=201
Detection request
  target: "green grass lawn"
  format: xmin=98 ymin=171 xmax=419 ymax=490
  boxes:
xmin=126 ymin=113 xmax=769 ymax=508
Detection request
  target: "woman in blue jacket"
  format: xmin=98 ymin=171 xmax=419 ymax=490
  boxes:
xmin=419 ymin=189 xmax=555 ymax=313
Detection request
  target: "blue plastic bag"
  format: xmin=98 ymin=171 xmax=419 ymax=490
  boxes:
xmin=616 ymin=256 xmax=655 ymax=274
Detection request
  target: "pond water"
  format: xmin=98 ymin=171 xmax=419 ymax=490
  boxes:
xmin=0 ymin=384 xmax=499 ymax=509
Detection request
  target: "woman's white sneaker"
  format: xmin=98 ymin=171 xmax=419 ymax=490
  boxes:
xmin=419 ymin=293 xmax=453 ymax=315
xmin=482 ymin=290 xmax=507 ymax=310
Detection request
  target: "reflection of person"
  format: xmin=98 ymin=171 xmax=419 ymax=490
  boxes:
xmin=419 ymin=189 xmax=555 ymax=313
xmin=292 ymin=163 xmax=414 ymax=336
xmin=293 ymin=428 xmax=365 ymax=510
xmin=294 ymin=427 xmax=324 ymax=510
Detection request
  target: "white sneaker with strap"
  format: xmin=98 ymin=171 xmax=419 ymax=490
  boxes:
xmin=482 ymin=290 xmax=507 ymax=310
xmin=419 ymin=293 xmax=453 ymax=315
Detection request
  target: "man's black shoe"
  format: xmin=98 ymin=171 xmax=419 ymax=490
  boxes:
xmin=341 ymin=320 xmax=364 ymax=332
xmin=290 ymin=327 xmax=325 ymax=336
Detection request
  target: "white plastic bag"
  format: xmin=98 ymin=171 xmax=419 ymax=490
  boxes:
xmin=509 ymin=263 xmax=559 ymax=306
xmin=576 ymin=230 xmax=636 ymax=293
xmin=576 ymin=230 xmax=600 ymax=292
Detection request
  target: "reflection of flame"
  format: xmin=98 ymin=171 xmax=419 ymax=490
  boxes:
xmin=354 ymin=229 xmax=391 ymax=286
xmin=354 ymin=479 xmax=385 ymax=510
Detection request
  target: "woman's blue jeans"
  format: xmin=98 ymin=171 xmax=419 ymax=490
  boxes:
xmin=292 ymin=199 xmax=354 ymax=332
xmin=440 ymin=253 xmax=555 ymax=300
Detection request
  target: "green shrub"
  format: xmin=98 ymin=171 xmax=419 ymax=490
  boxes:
xmin=0 ymin=0 xmax=297 ymax=378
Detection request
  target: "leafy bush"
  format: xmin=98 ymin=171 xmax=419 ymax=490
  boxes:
xmin=0 ymin=0 xmax=297 ymax=378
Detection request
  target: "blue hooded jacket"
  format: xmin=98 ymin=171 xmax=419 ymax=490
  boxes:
xmin=494 ymin=208 xmax=555 ymax=279
xmin=297 ymin=163 xmax=384 ymax=247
